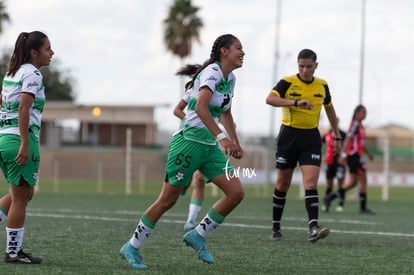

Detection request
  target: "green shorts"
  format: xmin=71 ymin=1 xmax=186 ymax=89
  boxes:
xmin=0 ymin=133 xmax=40 ymax=187
xmin=165 ymin=133 xmax=234 ymax=187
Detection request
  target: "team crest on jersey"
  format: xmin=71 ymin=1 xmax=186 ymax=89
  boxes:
xmin=176 ymin=170 xmax=184 ymax=181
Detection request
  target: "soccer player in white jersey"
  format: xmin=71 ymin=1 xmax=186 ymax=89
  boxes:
xmin=0 ymin=31 xmax=54 ymax=264
xmin=120 ymin=34 xmax=245 ymax=269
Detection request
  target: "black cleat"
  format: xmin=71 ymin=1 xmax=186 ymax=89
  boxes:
xmin=4 ymin=250 xmax=42 ymax=264
xmin=270 ymin=229 xmax=283 ymax=241
xmin=308 ymin=226 xmax=330 ymax=242
xmin=360 ymin=208 xmax=376 ymax=215
xmin=323 ymin=196 xmax=331 ymax=212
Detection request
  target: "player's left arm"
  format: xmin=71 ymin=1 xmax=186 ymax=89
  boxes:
xmin=173 ymin=99 xmax=187 ymax=120
xmin=364 ymin=146 xmax=374 ymax=161
xmin=324 ymin=104 xmax=341 ymax=154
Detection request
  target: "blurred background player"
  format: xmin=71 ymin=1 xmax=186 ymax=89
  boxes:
xmin=324 ymin=105 xmax=375 ymax=214
xmin=173 ymin=66 xmax=206 ymax=231
xmin=321 ymin=118 xmax=346 ymax=212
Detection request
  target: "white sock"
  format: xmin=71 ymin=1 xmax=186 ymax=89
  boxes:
xmin=129 ymin=220 xmax=153 ymax=249
xmin=6 ymin=227 xmax=24 ymax=254
xmin=195 ymin=214 xmax=220 ymax=239
xmin=187 ymin=203 xmax=202 ymax=223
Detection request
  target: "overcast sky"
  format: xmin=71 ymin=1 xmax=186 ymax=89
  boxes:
xmin=1 ymin=0 xmax=413 ymax=136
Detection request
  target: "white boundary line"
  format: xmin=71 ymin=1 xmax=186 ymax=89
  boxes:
xmin=27 ymin=211 xmax=414 ymax=238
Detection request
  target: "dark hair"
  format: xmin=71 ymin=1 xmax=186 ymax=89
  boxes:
xmin=352 ymin=104 xmax=366 ymax=120
xmin=176 ymin=64 xmax=201 ymax=89
xmin=182 ymin=34 xmax=238 ymax=89
xmin=297 ymin=48 xmax=317 ymax=62
xmin=7 ymin=31 xmax=48 ymax=77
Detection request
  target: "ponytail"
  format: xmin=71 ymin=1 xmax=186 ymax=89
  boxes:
xmin=7 ymin=31 xmax=48 ymax=77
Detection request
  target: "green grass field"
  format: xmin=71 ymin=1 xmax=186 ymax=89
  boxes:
xmin=0 ymin=182 xmax=413 ymax=274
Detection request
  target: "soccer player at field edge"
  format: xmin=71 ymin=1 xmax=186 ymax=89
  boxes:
xmin=173 ymin=65 xmax=206 ymax=232
xmin=324 ymin=105 xmax=375 ymax=214
xmin=119 ymin=33 xmax=245 ymax=269
xmin=321 ymin=118 xmax=347 ymax=212
xmin=266 ymin=48 xmax=341 ymax=242
xmin=0 ymin=31 xmax=54 ymax=264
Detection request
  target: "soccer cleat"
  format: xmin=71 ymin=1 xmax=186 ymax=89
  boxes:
xmin=270 ymin=229 xmax=283 ymax=241
xmin=119 ymin=242 xmax=148 ymax=269
xmin=308 ymin=226 xmax=330 ymax=243
xmin=183 ymin=229 xmax=214 ymax=264
xmin=360 ymin=208 xmax=376 ymax=215
xmin=184 ymin=220 xmax=197 ymax=231
xmin=4 ymin=250 xmax=42 ymax=264
xmin=323 ymin=196 xmax=331 ymax=212
xmin=335 ymin=206 xmax=344 ymax=213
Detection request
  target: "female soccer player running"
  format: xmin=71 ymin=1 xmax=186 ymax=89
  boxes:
xmin=119 ymin=33 xmax=245 ymax=269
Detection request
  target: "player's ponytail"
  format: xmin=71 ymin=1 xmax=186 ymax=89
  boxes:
xmin=7 ymin=31 xmax=48 ymax=77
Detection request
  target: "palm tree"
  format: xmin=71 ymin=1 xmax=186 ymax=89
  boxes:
xmin=0 ymin=1 xmax=11 ymax=35
xmin=163 ymin=0 xmax=203 ymax=60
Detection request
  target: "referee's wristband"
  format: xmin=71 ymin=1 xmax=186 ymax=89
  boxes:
xmin=216 ymin=132 xmax=227 ymax=141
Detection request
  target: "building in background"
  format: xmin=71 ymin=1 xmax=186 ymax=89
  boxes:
xmin=41 ymin=102 xmax=158 ymax=148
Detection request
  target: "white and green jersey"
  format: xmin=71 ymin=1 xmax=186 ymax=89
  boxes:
xmin=0 ymin=63 xmax=46 ymax=136
xmin=177 ymin=63 xmax=236 ymax=145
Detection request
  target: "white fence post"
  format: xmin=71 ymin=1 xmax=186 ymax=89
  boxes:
xmin=97 ymin=161 xmax=103 ymax=193
xmin=125 ymin=128 xmax=132 ymax=195
xmin=53 ymin=160 xmax=59 ymax=193
xmin=382 ymin=137 xmax=390 ymax=201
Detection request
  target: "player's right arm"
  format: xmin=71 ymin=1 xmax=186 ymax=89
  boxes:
xmin=173 ymin=99 xmax=187 ymax=120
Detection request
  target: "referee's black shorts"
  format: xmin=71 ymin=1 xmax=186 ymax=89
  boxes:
xmin=275 ymin=125 xmax=322 ymax=169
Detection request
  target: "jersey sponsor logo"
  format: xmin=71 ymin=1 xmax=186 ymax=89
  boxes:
xmin=206 ymin=76 xmax=217 ymax=82
xmin=26 ymin=81 xmax=39 ymax=88
xmin=220 ymin=94 xmax=231 ymax=108
xmin=291 ymin=85 xmax=302 ymax=91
